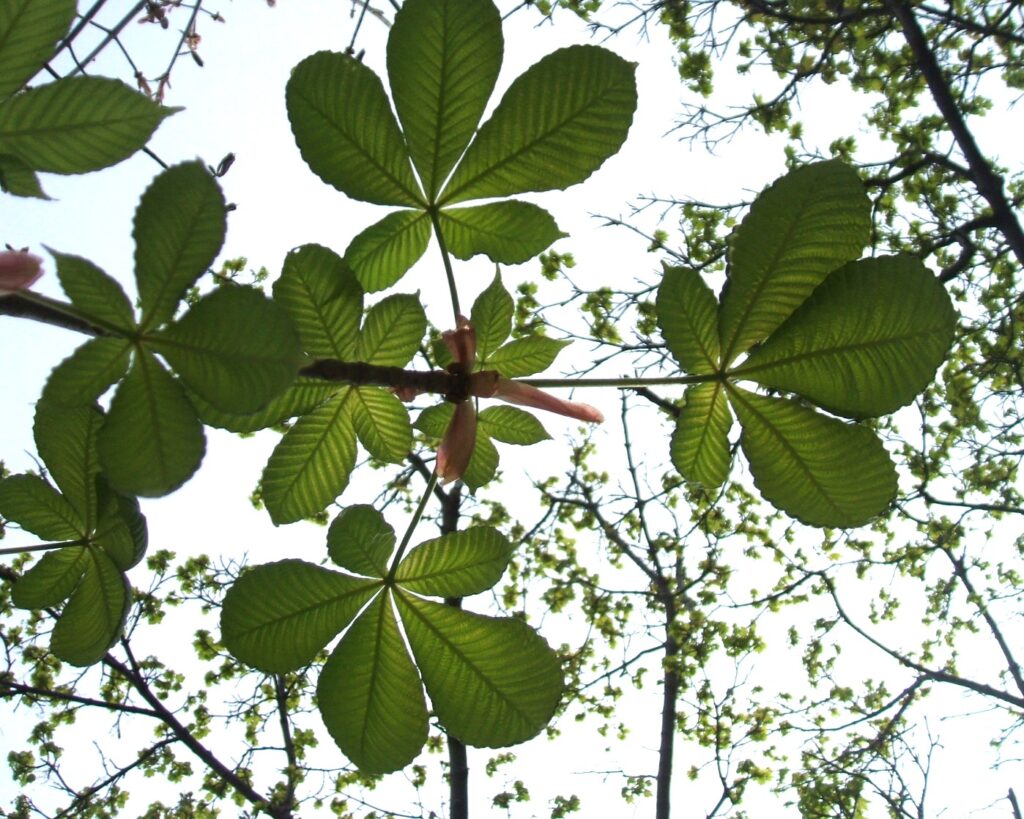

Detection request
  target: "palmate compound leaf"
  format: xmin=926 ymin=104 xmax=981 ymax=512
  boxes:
xmin=728 ymin=386 xmax=897 ymax=528
xmin=439 ymin=45 xmax=637 ymax=205
xmin=0 ymin=0 xmax=76 ymax=102
xmin=718 ymin=160 xmax=870 ymax=366
xmin=731 ymin=255 xmax=957 ymax=418
xmin=386 ymin=0 xmax=502 ymax=201
xmin=220 ymin=559 xmax=381 ymax=673
xmin=2 ymin=402 xmax=147 ymax=666
xmin=317 ymin=591 xmax=429 ymax=774
xmin=260 ymin=246 xmax=424 ymax=524
xmin=395 ymin=591 xmax=564 ymax=748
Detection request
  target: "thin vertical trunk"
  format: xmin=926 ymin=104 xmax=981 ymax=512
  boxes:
xmin=656 ymin=605 xmax=680 ymax=819
xmin=440 ymin=482 xmax=468 ymax=819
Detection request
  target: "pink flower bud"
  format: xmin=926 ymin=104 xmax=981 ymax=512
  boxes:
xmin=494 ymin=378 xmax=604 ymax=423
xmin=0 ymin=250 xmax=42 ymax=295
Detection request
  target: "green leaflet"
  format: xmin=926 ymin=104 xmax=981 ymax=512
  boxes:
xmin=220 ymin=559 xmax=381 ymax=673
xmin=135 ymin=162 xmax=227 ymax=331
xmin=357 ymin=293 xmax=427 ymax=365
xmin=387 ymin=0 xmax=502 ymax=201
xmin=99 ymin=350 xmax=205 ymax=497
xmin=395 ymin=526 xmax=512 ymax=597
xmin=486 ymin=336 xmax=570 ymax=377
xmin=286 ymin=51 xmax=424 ymax=207
xmin=50 ymin=549 xmax=130 ymax=667
xmin=0 ymin=76 xmax=174 ymax=175
xmin=396 ymin=592 xmax=563 ymax=747
xmin=440 ymin=45 xmax=637 ymax=205
xmin=439 ymin=202 xmax=565 ymax=264
xmin=318 ymin=592 xmax=429 ymax=774
xmin=732 ymin=255 xmax=958 ymax=418
xmin=41 ymin=336 xmax=132 ymax=408
xmin=221 ymin=521 xmax=560 ymax=772
xmin=350 ymin=387 xmax=412 ymax=462
xmin=671 ymin=382 xmax=733 ymax=491
xmin=189 ymin=379 xmax=338 ymax=434
xmin=0 ymin=152 xmax=46 ymax=197
xmin=327 ymin=505 xmax=396 ymax=577
xmin=151 ymin=286 xmax=301 ymax=416
xmin=657 ymin=264 xmax=720 ymax=374
xmin=415 ymin=402 xmax=501 ymax=491
xmin=470 ymin=270 xmax=514 ymax=362
xmin=344 ymin=210 xmax=431 ymax=293
xmin=2 ymin=402 xmax=148 ymax=666
xmin=729 ymin=387 xmax=897 ymax=528
xmin=0 ymin=0 xmax=76 ymax=102
xmin=51 ymin=250 xmax=136 ymax=333
xmin=718 ymin=160 xmax=870 ymax=366
xmin=478 ymin=406 xmax=550 ymax=445
xmin=275 ymin=244 xmax=364 ymax=360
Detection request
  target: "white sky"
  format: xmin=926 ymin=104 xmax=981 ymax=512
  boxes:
xmin=1 ymin=2 xmax=1020 ymax=817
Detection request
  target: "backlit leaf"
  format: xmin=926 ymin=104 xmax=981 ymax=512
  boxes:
xmin=51 ymin=251 xmax=135 ymax=333
xmin=98 ymin=350 xmax=205 ymax=497
xmin=318 ymin=592 xmax=428 ymax=773
xmin=190 ymin=378 xmax=337 ymax=434
xmin=351 ymin=387 xmax=412 ymax=463
xmin=671 ymin=382 xmax=733 ymax=491
xmin=50 ymin=549 xmax=129 ymax=666
xmin=657 ymin=264 xmax=720 ymax=374
xmin=11 ymin=546 xmax=87 ymax=609
xmin=135 ymin=162 xmax=227 ymax=331
xmin=344 ymin=209 xmax=430 ymax=293
xmin=733 ymin=255 xmax=957 ymax=418
xmin=33 ymin=401 xmax=102 ymax=523
xmin=470 ymin=270 xmax=513 ymax=362
xmin=220 ymin=558 xmax=380 ymax=672
xmin=0 ymin=473 xmax=82 ymax=541
xmin=478 ymin=405 xmax=549 ymax=445
xmin=486 ymin=336 xmax=569 ymax=377
xmin=395 ymin=526 xmax=511 ymax=597
xmin=730 ymin=387 xmax=896 ymax=528
xmin=287 ymin=51 xmax=423 ymax=207
xmin=0 ymin=77 xmax=173 ymax=174
xmin=41 ymin=336 xmax=132 ymax=408
xmin=387 ymin=0 xmax=502 ymax=200
xmin=0 ymin=152 xmax=46 ymax=197
xmin=327 ymin=505 xmax=395 ymax=578
xmin=439 ymin=201 xmax=564 ymax=264
xmin=0 ymin=0 xmax=76 ymax=101
xmin=719 ymin=160 xmax=870 ymax=365
xmin=441 ymin=45 xmax=636 ymax=204
xmin=396 ymin=592 xmax=563 ymax=747
xmin=358 ymin=293 xmax=426 ymax=366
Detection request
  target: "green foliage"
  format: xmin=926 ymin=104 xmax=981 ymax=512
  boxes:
xmin=0 ymin=0 xmax=174 ymax=197
xmin=0 ymin=402 xmax=146 ymax=665
xmin=39 ymin=162 xmax=301 ymax=497
xmin=285 ymin=0 xmax=637 ymax=290
xmin=221 ymin=507 xmax=562 ymax=773
xmin=658 ymin=161 xmax=956 ymax=525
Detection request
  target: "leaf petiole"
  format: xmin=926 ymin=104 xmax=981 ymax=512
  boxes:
xmin=386 ymin=470 xmax=438 ymax=583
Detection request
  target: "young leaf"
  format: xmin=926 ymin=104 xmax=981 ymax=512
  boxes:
xmin=395 ymin=526 xmax=512 ymax=597
xmin=729 ymin=387 xmax=897 ymax=528
xmin=732 ymin=255 xmax=957 ymax=418
xmin=439 ymin=201 xmax=565 ymax=264
xmin=286 ymin=51 xmax=424 ymax=208
xmin=49 ymin=549 xmax=130 ymax=666
xmin=220 ymin=559 xmax=381 ymax=673
xmin=718 ymin=160 xmax=870 ymax=365
xmin=261 ymin=390 xmax=358 ymax=525
xmin=478 ymin=406 xmax=549 ymax=445
xmin=317 ymin=592 xmax=429 ymax=774
xmin=671 ymin=382 xmax=733 ymax=491
xmin=152 ymin=286 xmax=301 ymax=415
xmin=396 ymin=592 xmax=563 ymax=747
xmin=98 ymin=350 xmax=205 ymax=497
xmin=440 ymin=45 xmax=637 ymax=205
xmin=350 ymin=387 xmax=412 ymax=462
xmin=0 ymin=0 xmax=76 ymax=101
xmin=0 ymin=77 xmax=174 ymax=174
xmin=134 ymin=162 xmax=227 ymax=331
xmin=657 ymin=264 xmax=721 ymax=374
xmin=387 ymin=0 xmax=502 ymax=201
xmin=327 ymin=505 xmax=396 ymax=577
xmin=343 ymin=209 xmax=431 ymax=293
xmin=470 ymin=270 xmax=514 ymax=362
xmin=357 ymin=293 xmax=427 ymax=366
xmin=51 ymin=251 xmax=135 ymax=333
xmin=274 ymin=244 xmax=364 ymax=360
xmin=486 ymin=336 xmax=569 ymax=377
xmin=41 ymin=336 xmax=133 ymax=408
